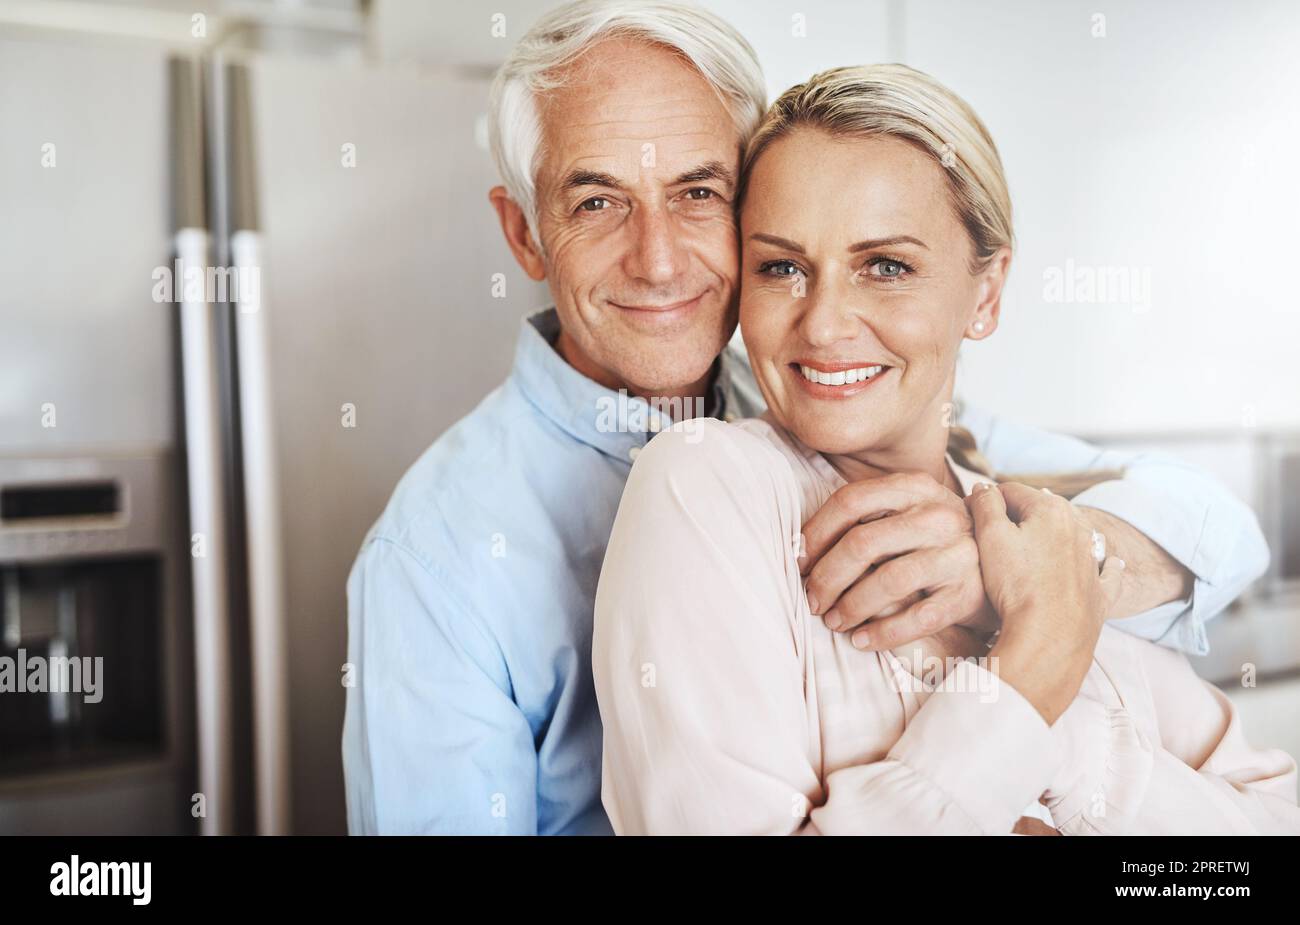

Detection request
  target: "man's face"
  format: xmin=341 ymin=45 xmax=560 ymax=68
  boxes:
xmin=531 ymin=37 xmax=742 ymax=396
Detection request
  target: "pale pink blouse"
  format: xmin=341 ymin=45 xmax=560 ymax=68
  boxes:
xmin=591 ymin=416 xmax=1300 ymax=835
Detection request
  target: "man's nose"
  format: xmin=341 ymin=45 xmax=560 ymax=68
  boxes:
xmin=797 ymin=277 xmax=863 ymax=347
xmin=622 ymin=205 xmax=684 ymax=285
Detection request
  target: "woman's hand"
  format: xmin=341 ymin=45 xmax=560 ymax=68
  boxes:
xmin=964 ymin=481 xmax=1125 ymax=725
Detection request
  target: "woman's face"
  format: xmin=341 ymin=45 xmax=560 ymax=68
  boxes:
xmin=739 ymin=128 xmax=1007 ymax=459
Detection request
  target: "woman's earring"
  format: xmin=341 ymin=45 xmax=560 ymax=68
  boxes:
xmin=971 ymin=320 xmax=986 ymax=335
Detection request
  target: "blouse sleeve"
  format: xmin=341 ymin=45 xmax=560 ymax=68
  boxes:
xmin=592 ymin=420 xmax=1063 ymax=835
xmin=1132 ymin=639 xmax=1300 ymax=834
xmin=1044 ymin=627 xmax=1300 ymax=835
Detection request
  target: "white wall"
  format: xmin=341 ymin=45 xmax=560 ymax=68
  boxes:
xmin=693 ymin=0 xmax=1300 ymax=435
xmin=897 ymin=0 xmax=1300 ymax=435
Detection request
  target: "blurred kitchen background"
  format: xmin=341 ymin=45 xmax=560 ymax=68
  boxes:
xmin=0 ymin=0 xmax=1296 ymax=835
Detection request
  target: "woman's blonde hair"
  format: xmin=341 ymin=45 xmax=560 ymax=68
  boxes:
xmin=740 ymin=64 xmax=1119 ymax=497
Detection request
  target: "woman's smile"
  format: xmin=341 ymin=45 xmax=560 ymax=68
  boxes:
xmin=788 ymin=360 xmax=893 ymax=399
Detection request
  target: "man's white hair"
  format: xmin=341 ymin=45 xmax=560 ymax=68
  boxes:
xmin=488 ymin=0 xmax=767 ymax=242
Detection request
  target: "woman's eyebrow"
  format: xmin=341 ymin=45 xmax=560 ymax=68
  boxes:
xmin=748 ymin=233 xmax=930 ymax=254
xmin=849 ymin=235 xmax=929 ymax=251
xmin=749 ymin=232 xmax=805 ymax=253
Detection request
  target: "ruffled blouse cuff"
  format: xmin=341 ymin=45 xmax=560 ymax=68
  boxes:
xmin=1044 ymin=699 xmax=1154 ymax=834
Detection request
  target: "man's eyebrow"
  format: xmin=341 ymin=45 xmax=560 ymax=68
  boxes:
xmin=848 ymin=235 xmax=929 ymax=251
xmin=749 ymin=232 xmax=805 ymax=254
xmin=673 ymin=161 xmax=735 ymax=188
xmin=560 ymin=169 xmax=624 ymax=191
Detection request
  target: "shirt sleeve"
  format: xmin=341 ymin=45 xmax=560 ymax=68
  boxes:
xmin=957 ymin=403 xmax=1269 ymax=655
xmin=592 ymin=420 xmax=1062 ymax=836
xmin=1046 ymin=633 xmax=1300 ymax=834
xmin=1131 ymin=639 xmax=1300 ymax=834
xmin=342 ymin=535 xmax=538 ymax=834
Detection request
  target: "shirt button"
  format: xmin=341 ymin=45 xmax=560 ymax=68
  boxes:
xmin=628 ymin=446 xmax=641 ymax=461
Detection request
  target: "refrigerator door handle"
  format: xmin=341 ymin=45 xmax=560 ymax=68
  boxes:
xmin=172 ymin=55 xmax=234 ymax=836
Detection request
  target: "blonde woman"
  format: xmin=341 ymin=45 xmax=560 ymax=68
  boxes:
xmin=591 ymin=64 xmax=1300 ymax=835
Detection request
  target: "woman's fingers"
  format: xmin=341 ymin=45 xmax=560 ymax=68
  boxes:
xmin=1098 ymin=555 xmax=1127 ymax=616
xmin=964 ymin=480 xmax=1013 ymax=547
xmin=997 ymin=480 xmax=1067 ymax=523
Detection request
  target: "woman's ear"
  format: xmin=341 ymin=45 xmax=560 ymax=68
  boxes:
xmin=966 ymin=245 xmax=1012 ymax=340
xmin=489 ymin=186 xmax=546 ymax=281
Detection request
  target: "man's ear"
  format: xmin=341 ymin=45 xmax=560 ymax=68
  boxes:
xmin=489 ymin=186 xmax=546 ymax=281
xmin=967 ymin=246 xmax=1011 ymax=340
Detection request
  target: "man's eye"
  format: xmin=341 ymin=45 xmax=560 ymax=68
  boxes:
xmin=759 ymin=260 xmax=802 ymax=278
xmin=578 ymin=197 xmax=611 ymax=212
xmin=684 ymin=188 xmax=715 ymax=201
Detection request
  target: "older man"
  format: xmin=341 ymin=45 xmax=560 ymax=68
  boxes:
xmin=341 ymin=0 xmax=1267 ymax=835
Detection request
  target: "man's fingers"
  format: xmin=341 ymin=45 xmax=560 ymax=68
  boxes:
xmin=822 ymin=544 xmax=961 ymax=634
xmin=1011 ymin=816 xmax=1061 ymax=836
xmin=799 ymin=472 xmax=947 ymax=575
xmin=846 ymin=585 xmax=966 ymax=651
xmin=803 ymin=506 xmax=953 ymax=615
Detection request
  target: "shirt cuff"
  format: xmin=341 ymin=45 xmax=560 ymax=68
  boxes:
xmin=1072 ymin=477 xmax=1213 ymax=656
xmin=1108 ymin=595 xmax=1206 ymax=656
xmin=888 ymin=660 xmax=1062 ymax=834
xmin=1071 ymin=477 xmax=1211 ymax=578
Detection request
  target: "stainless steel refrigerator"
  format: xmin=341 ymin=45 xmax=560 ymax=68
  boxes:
xmin=0 ymin=21 xmax=545 ymax=834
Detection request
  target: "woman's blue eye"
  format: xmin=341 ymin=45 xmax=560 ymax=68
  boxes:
xmin=579 ymin=197 xmax=610 ymax=212
xmin=759 ymin=260 xmax=801 ymax=277
xmin=869 ymin=257 xmax=913 ymax=279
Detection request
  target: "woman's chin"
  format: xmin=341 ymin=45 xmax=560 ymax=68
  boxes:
xmin=788 ymin=419 xmax=886 ymax=457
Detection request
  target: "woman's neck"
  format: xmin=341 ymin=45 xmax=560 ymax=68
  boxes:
xmin=820 ymin=421 xmax=962 ymax=495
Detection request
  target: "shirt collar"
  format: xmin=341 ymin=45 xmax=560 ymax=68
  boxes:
xmin=509 ymin=308 xmax=742 ymax=463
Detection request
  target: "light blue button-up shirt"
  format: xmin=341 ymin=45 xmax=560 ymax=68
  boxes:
xmin=342 ymin=307 xmax=1269 ymax=834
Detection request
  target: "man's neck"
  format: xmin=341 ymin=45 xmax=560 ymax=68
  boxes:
xmin=556 ymin=329 xmax=715 ymax=420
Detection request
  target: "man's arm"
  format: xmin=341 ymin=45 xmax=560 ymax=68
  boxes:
xmin=961 ymin=403 xmax=1270 ymax=655
xmin=799 ymin=405 xmax=1268 ymax=656
xmin=342 ymin=536 xmax=537 ymax=834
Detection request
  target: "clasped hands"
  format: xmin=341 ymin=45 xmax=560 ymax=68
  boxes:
xmin=799 ymin=471 xmax=1127 ymax=836
xmin=798 ymin=471 xmax=1124 ymax=695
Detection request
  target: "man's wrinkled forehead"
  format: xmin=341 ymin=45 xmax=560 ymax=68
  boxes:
xmin=535 ymin=42 xmax=742 ymax=188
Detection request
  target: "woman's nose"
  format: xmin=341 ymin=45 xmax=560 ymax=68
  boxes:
xmin=797 ymin=279 xmax=864 ymax=347
xmin=621 ymin=205 xmax=685 ymax=285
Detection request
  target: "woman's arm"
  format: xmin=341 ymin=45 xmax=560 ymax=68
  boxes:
xmin=1130 ymin=641 xmax=1300 ymax=834
xmin=592 ymin=421 xmax=1066 ymax=835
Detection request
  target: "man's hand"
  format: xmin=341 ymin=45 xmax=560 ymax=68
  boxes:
xmin=1073 ymin=506 xmax=1194 ymax=619
xmin=799 ymin=471 xmax=997 ymax=650
xmin=1011 ymin=815 xmax=1061 ymax=836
